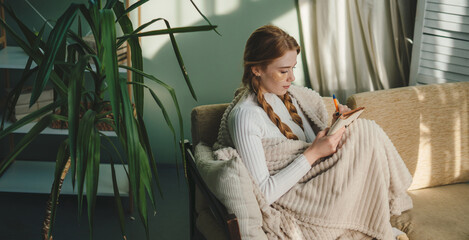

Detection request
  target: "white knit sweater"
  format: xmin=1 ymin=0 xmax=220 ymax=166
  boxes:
xmin=227 ymin=92 xmax=316 ymax=205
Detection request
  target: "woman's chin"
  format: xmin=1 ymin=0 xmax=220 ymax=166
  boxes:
xmin=277 ymin=89 xmax=288 ymax=96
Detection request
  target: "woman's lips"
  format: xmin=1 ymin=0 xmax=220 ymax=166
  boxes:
xmin=283 ymin=85 xmax=290 ymax=89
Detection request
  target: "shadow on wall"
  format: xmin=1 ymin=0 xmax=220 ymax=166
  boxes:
xmin=141 ymin=0 xmax=299 ymax=163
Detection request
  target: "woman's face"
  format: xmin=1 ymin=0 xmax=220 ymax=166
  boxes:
xmin=252 ymin=50 xmax=298 ymax=96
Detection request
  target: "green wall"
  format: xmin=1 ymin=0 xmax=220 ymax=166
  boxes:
xmin=139 ymin=0 xmax=304 ymax=164
xmin=1 ymin=0 xmax=304 ymax=164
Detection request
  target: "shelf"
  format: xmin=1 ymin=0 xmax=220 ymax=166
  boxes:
xmin=1 ymin=116 xmax=117 ymax=136
xmin=0 ymin=46 xmax=128 ymax=73
xmin=0 ymin=160 xmax=129 ymax=196
xmin=0 ymin=46 xmax=37 ymax=69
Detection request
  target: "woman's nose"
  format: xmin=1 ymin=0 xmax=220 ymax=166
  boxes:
xmin=288 ymin=70 xmax=295 ymax=82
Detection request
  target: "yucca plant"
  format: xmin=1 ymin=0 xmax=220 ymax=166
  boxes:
xmin=0 ymin=0 xmax=217 ymax=239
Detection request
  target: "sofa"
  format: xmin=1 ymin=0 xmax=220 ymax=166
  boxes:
xmin=188 ymin=81 xmax=469 ymax=240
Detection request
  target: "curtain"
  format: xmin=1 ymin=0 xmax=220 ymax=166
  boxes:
xmin=298 ymin=0 xmax=416 ymax=102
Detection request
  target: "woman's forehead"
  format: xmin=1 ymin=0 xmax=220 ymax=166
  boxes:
xmin=270 ymin=51 xmax=298 ymax=68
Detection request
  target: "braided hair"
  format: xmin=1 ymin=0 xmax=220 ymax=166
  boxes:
xmin=241 ymin=25 xmax=304 ymax=140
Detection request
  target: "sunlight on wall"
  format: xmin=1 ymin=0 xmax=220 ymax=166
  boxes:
xmin=131 ymin=0 xmax=302 ymax=77
xmin=133 ymin=0 xmax=204 ymax=59
xmin=132 ymin=0 xmax=241 ymax=60
xmin=215 ymin=0 xmax=240 ymax=15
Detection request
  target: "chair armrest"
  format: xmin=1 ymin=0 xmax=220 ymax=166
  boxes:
xmin=183 ymin=140 xmax=241 ymax=240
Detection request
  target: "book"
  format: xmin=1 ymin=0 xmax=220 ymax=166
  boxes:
xmin=15 ymin=99 xmax=53 ymax=115
xmin=15 ymin=88 xmax=54 ymax=106
xmin=327 ymin=107 xmax=365 ymax=136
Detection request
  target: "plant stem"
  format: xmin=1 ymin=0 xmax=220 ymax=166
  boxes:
xmin=42 ymin=158 xmax=71 ymax=240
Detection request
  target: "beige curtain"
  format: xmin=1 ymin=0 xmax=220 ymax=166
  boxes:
xmin=298 ymin=0 xmax=415 ymax=102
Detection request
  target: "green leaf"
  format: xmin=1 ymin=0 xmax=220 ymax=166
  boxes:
xmin=161 ymin=19 xmax=197 ymax=101
xmin=113 ymin=1 xmax=145 ymax=115
xmin=117 ymin=25 xmax=216 ymax=42
xmin=115 ymin=0 xmax=148 ymax=22
xmin=116 ymin=17 xmax=200 ymax=101
xmin=0 ymin=99 xmax=64 ymax=139
xmin=86 ymin=124 xmax=100 ymax=239
xmin=128 ymin=81 xmax=174 ymax=194
xmin=101 ymin=134 xmax=126 ymax=172
xmin=189 ymin=0 xmax=221 ymax=36
xmin=0 ymin=2 xmax=46 ymax=48
xmin=136 ymin=111 xmax=163 ymax=198
xmin=68 ymin=55 xmax=91 ymax=189
xmin=76 ymin=110 xmax=97 ymax=216
xmin=101 ymin=9 xmax=121 ymax=134
xmin=120 ymin=66 xmax=186 ymax=173
xmin=68 ymin=31 xmax=96 ymax=55
xmin=0 ymin=114 xmax=56 ymax=175
xmin=0 ymin=18 xmax=68 ymax=98
xmin=109 ymin=158 xmax=127 ymax=239
xmin=78 ymin=15 xmax=82 ymax=38
xmin=103 ymin=9 xmax=152 ymax=236
xmin=104 ymin=0 xmax=118 ymax=9
xmin=31 ymin=4 xmax=80 ymax=106
xmin=115 ymin=18 xmax=160 ymax=48
xmin=0 ymin=18 xmax=42 ymax=62
xmin=1 ymin=58 xmax=36 ymax=129
xmin=78 ymin=4 xmax=99 ymax=41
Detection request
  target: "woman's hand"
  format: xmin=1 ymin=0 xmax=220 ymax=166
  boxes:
xmin=303 ymin=127 xmax=346 ymax=165
xmin=331 ymin=104 xmax=351 ymax=125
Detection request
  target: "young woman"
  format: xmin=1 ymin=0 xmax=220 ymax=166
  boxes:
xmin=214 ymin=25 xmax=412 ymax=239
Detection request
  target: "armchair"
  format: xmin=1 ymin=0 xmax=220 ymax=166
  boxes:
xmin=184 ymin=103 xmax=240 ymax=240
xmin=184 ymin=99 xmax=336 ymax=240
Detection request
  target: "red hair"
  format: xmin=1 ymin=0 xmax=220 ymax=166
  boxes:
xmin=241 ymin=25 xmax=303 ymax=140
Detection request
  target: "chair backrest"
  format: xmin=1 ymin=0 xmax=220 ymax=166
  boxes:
xmin=191 ymin=103 xmax=230 ymax=146
xmin=190 ymin=97 xmax=337 ymax=146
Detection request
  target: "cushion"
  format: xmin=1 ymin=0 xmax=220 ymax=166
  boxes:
xmin=347 ymin=82 xmax=469 ymax=190
xmin=194 ymin=143 xmax=267 ymax=240
xmin=391 ymin=183 xmax=469 ymax=240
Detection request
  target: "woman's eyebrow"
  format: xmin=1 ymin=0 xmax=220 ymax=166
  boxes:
xmin=277 ymin=63 xmax=297 ymax=68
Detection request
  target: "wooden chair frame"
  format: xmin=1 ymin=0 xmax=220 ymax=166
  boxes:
xmin=183 ymin=140 xmax=241 ymax=240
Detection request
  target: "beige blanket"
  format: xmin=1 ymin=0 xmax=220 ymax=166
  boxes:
xmin=213 ymin=86 xmax=413 ymax=240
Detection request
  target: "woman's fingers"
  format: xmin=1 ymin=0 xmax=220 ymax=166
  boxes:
xmin=338 ymin=104 xmax=351 ymax=114
xmin=318 ymin=128 xmax=329 ymax=138
xmin=330 ymin=127 xmax=346 ymax=147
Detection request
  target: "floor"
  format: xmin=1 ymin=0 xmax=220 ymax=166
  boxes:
xmin=0 ymin=164 xmax=190 ymax=240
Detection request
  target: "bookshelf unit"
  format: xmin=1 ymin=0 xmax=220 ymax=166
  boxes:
xmin=0 ymin=1 xmax=133 ymax=197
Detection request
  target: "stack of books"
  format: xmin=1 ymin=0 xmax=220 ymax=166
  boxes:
xmin=13 ymin=88 xmax=54 ymax=121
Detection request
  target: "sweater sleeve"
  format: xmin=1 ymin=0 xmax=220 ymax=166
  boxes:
xmin=228 ymin=107 xmax=311 ymax=205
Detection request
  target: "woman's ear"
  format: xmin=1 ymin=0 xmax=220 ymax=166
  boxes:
xmin=251 ymin=66 xmax=261 ymax=77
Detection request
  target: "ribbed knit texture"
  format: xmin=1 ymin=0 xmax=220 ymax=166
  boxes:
xmin=212 ymin=85 xmax=413 ymax=239
xmin=227 ymin=92 xmax=316 ymax=204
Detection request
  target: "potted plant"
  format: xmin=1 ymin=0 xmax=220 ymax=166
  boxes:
xmin=0 ymin=0 xmax=217 ymax=239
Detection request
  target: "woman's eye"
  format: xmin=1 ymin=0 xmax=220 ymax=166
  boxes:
xmin=281 ymin=71 xmax=288 ymax=74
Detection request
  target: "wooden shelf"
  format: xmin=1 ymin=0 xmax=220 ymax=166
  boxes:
xmin=0 ymin=160 xmax=129 ymax=196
